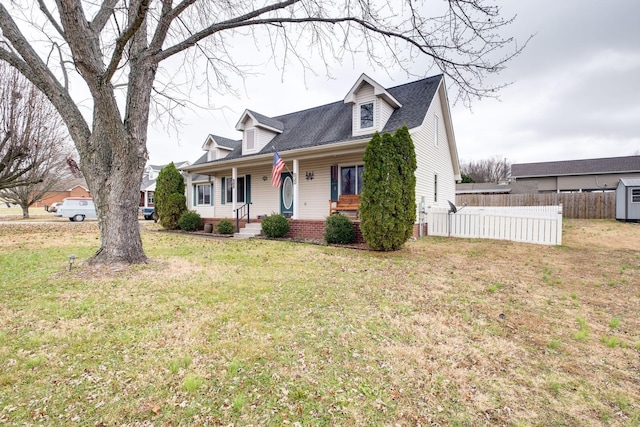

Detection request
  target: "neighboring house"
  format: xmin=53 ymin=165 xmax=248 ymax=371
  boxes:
xmin=139 ymin=161 xmax=190 ymax=209
xmin=511 ymin=155 xmax=640 ymax=193
xmin=456 ymin=181 xmax=539 ymax=195
xmin=181 ymin=73 xmax=461 ymax=240
xmin=39 ymin=178 xmax=91 ymax=207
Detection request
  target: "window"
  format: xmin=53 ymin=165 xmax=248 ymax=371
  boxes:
xmin=341 ymin=165 xmax=364 ymax=195
xmin=222 ymin=176 xmax=247 ymax=204
xmin=236 ymin=177 xmax=245 ymax=204
xmin=633 ymin=189 xmax=640 ymax=203
xmin=147 ymin=191 xmax=154 ymax=205
xmin=434 ymin=115 xmax=439 ymax=147
xmin=196 ymin=184 xmax=211 ymax=205
xmin=246 ymin=129 xmax=255 ymax=150
xmin=225 ymin=177 xmax=233 ymax=204
xmin=360 ymin=102 xmax=374 ymax=129
xmin=434 ymin=174 xmax=438 ymax=202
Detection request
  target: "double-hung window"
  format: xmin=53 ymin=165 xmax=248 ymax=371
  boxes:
xmin=222 ymin=176 xmax=247 ymax=204
xmin=195 ymin=184 xmax=212 ymax=206
xmin=341 ymin=165 xmax=364 ymax=195
xmin=360 ymin=102 xmax=374 ymax=130
xmin=246 ymin=129 xmax=255 ymax=151
xmin=632 ymin=189 xmax=640 ymax=203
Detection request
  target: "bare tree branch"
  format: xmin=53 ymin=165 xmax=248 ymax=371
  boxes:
xmin=36 ymin=0 xmax=66 ymax=40
xmin=103 ymin=0 xmax=151 ymax=83
xmin=90 ymin=0 xmax=120 ymax=33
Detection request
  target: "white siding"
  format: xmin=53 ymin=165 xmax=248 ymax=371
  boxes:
xmin=412 ymin=85 xmax=456 ymax=212
xmin=247 ymin=166 xmax=282 ymax=218
xmin=378 ymin=99 xmax=395 ymax=130
xmin=256 ymin=128 xmax=277 ymax=152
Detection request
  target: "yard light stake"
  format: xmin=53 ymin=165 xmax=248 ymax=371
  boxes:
xmin=69 ymin=254 xmax=76 ymax=271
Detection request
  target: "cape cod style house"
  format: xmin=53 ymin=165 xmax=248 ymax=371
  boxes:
xmin=181 ymin=73 xmax=461 ymax=240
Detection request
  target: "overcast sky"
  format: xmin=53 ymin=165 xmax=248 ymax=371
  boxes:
xmin=146 ymin=0 xmax=640 ymax=167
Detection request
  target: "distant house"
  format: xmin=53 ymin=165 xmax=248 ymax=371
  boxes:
xmin=456 ymin=181 xmax=539 ymax=195
xmin=39 ymin=178 xmax=91 ymax=207
xmin=181 ymin=73 xmax=461 ymax=240
xmin=139 ymin=161 xmax=190 ymax=209
xmin=511 ymin=155 xmax=640 ymax=193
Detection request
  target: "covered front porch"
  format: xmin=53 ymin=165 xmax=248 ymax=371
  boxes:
xmin=181 ymin=142 xmax=368 ymax=224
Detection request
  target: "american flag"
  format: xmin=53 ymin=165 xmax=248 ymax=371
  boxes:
xmin=272 ymin=151 xmax=286 ymax=188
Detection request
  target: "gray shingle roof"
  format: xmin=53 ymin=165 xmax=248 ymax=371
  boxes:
xmin=246 ymin=110 xmax=284 ymax=132
xmin=511 ymin=156 xmax=640 ymax=178
xmin=193 ymin=75 xmax=443 ymax=166
xmin=208 ymin=134 xmax=241 ymax=149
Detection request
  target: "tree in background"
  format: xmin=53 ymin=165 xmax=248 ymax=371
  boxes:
xmin=460 ymin=156 xmax=511 ymax=183
xmin=154 ymin=163 xmax=186 ymax=229
xmin=460 ymin=172 xmax=475 ymax=183
xmin=0 ymin=63 xmax=74 ymax=218
xmin=0 ymin=0 xmax=525 ymax=264
xmin=360 ymin=127 xmax=417 ymax=251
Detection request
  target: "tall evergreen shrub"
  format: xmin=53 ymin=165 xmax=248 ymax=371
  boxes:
xmin=359 ymin=126 xmax=417 ymax=251
xmin=155 ymin=163 xmax=187 ymax=229
xmin=394 ymin=126 xmax=418 ymax=241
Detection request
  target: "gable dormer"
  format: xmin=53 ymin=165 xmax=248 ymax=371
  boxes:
xmin=235 ymin=109 xmax=284 ymax=155
xmin=202 ymin=135 xmax=238 ymax=161
xmin=343 ymin=74 xmax=402 ymax=137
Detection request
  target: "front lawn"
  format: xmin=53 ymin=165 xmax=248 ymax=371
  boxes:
xmin=1 ymin=220 xmax=639 ymax=425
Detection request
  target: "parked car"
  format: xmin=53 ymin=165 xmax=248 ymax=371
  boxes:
xmin=139 ymin=207 xmax=156 ymax=221
xmin=54 ymin=197 xmax=97 ymax=222
xmin=47 ymin=202 xmax=62 ymax=213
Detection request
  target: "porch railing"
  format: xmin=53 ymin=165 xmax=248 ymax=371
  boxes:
xmin=234 ymin=202 xmax=252 ymax=232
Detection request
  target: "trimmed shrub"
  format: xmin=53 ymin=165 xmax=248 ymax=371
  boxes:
xmin=325 ymin=214 xmax=355 ymax=244
xmin=217 ymin=219 xmax=234 ymax=235
xmin=178 ymin=210 xmax=202 ymax=232
xmin=261 ymin=213 xmax=290 ymax=238
xmin=162 ymin=193 xmax=187 ymax=230
xmin=155 ymin=163 xmax=186 ymax=229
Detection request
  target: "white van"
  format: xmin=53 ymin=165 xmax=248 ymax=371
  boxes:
xmin=55 ymin=197 xmax=97 ymax=222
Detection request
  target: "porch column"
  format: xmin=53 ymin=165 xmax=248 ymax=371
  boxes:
xmin=232 ymin=167 xmax=238 ymax=212
xmin=293 ymin=159 xmax=299 ymax=219
xmin=185 ymin=172 xmax=193 ymax=209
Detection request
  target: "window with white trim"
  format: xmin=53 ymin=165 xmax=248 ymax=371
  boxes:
xmin=632 ymin=189 xmax=640 ymax=203
xmin=147 ymin=191 xmax=154 ymax=206
xmin=196 ymin=184 xmax=211 ymax=206
xmin=222 ymin=176 xmax=247 ymax=204
xmin=246 ymin=129 xmax=255 ymax=150
xmin=236 ymin=177 xmax=246 ymax=204
xmin=360 ymin=102 xmax=374 ymax=129
xmin=224 ymin=177 xmax=233 ymax=204
xmin=341 ymin=165 xmax=364 ymax=195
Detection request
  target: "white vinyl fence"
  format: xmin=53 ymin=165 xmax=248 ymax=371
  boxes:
xmin=426 ymin=205 xmax=563 ymax=245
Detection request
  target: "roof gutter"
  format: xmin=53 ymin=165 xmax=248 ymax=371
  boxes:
xmin=182 ymin=138 xmax=371 ymax=174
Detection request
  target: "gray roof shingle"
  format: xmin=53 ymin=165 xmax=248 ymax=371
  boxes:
xmin=192 ymin=75 xmax=443 ymax=166
xmin=511 ymin=156 xmax=640 ymax=178
xmin=208 ymin=134 xmax=241 ymax=149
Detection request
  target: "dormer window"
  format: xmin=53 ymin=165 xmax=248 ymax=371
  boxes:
xmin=246 ymin=129 xmax=255 ymax=150
xmin=360 ymin=102 xmax=374 ymax=129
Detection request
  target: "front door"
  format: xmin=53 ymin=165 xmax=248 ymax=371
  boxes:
xmin=280 ymin=172 xmax=294 ymax=218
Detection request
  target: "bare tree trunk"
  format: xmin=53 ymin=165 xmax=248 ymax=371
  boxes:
xmin=21 ymin=204 xmax=28 ymax=219
xmin=82 ymin=101 xmax=149 ymax=265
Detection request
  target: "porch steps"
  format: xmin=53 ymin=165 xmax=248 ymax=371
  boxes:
xmin=234 ymin=222 xmax=262 ymax=239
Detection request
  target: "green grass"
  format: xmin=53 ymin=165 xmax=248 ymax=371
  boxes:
xmin=1 ymin=220 xmax=639 ymax=426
